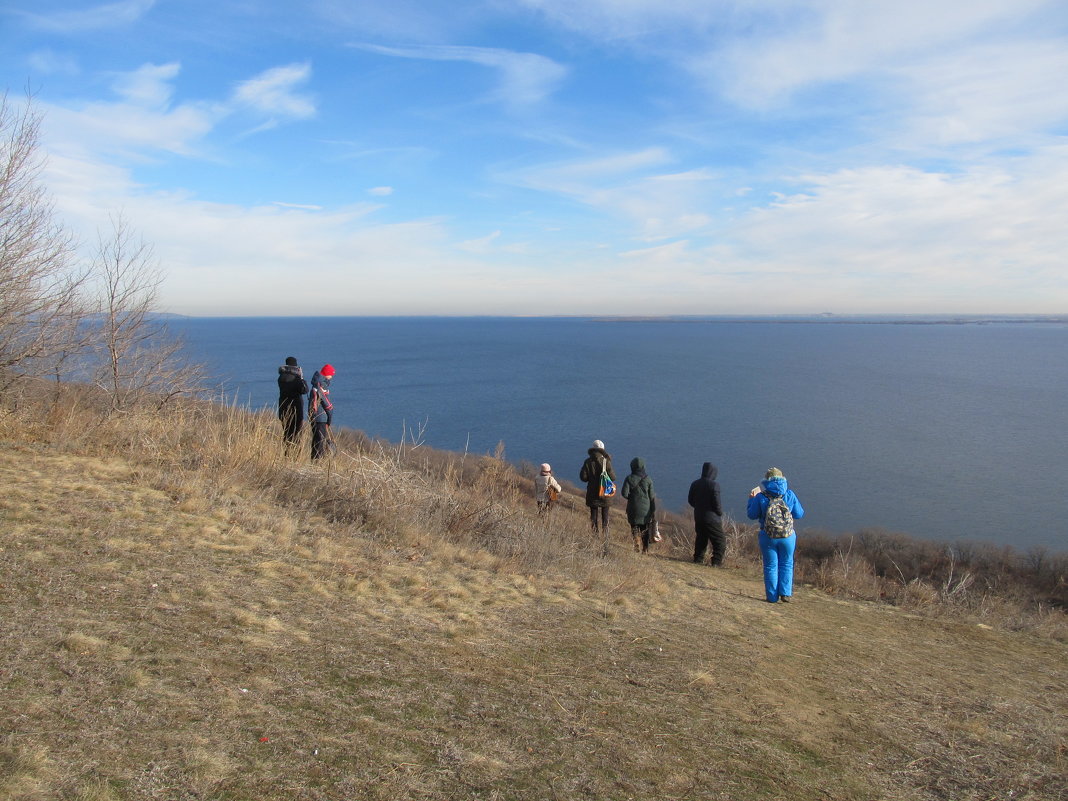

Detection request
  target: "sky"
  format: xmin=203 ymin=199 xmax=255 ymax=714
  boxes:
xmin=2 ymin=0 xmax=1067 ymax=316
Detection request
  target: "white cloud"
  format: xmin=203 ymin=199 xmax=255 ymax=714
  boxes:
xmin=504 ymin=151 xmax=718 ymax=240
xmin=38 ymin=61 xmax=322 ymax=163
xmin=890 ymin=40 xmax=1068 ymax=146
xmin=232 ymin=63 xmax=316 ymax=119
xmin=27 ymin=49 xmax=80 ymax=76
xmin=273 ymin=202 xmax=324 ymax=210
xmin=43 ymin=140 xmax=1068 ymax=315
xmin=704 ymin=0 xmax=1055 ymax=107
xmin=43 ymin=96 xmax=217 ymax=159
xmin=111 ymin=62 xmax=180 ymax=108
xmin=355 ymin=44 xmax=567 ymax=108
xmin=368 ymin=186 xmax=394 ymax=196
xmin=456 ymin=230 xmax=501 ymax=253
xmin=19 ymin=0 xmax=156 ymax=32
xmin=515 ymin=0 xmax=730 ymax=40
xmin=699 ymin=151 xmax=1068 ymax=310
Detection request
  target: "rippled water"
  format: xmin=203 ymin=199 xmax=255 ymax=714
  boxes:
xmin=168 ymin=317 xmax=1068 ymax=551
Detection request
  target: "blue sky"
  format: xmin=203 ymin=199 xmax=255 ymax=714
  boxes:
xmin=3 ymin=0 xmax=1067 ymax=315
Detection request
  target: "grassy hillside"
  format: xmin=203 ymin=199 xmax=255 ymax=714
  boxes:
xmin=1 ymin=380 xmax=1065 ymax=800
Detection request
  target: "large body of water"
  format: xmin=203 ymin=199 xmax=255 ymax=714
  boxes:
xmin=168 ymin=317 xmax=1067 ymax=552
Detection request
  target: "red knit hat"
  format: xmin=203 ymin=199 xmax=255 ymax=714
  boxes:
xmin=320 ymin=364 xmax=335 ymax=377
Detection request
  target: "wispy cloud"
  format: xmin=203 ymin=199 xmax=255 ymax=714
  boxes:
xmin=232 ymin=63 xmax=316 ymax=119
xmin=19 ymin=0 xmax=156 ymax=33
xmin=504 ymin=150 xmax=718 ymax=240
xmin=27 ymin=49 xmax=80 ymax=76
xmin=273 ymin=201 xmax=323 ymax=210
xmin=39 ymin=61 xmax=320 ymax=163
xmin=111 ymin=62 xmax=180 ymax=108
xmin=354 ymin=44 xmax=567 ymax=109
xmin=701 ymin=2 xmax=1011 ymax=102
xmin=368 ymin=186 xmax=394 ymax=196
xmin=890 ymin=40 xmax=1068 ymax=146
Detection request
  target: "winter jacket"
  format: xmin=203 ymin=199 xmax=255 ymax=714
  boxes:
xmin=747 ymin=476 xmax=805 ymax=536
xmin=621 ymin=457 xmax=656 ymax=527
xmin=688 ymin=462 xmax=723 ymax=523
xmin=308 ymin=372 xmax=334 ymax=425
xmin=277 ymin=365 xmax=308 ymax=420
xmin=579 ymin=447 xmax=616 ymax=508
xmin=534 ymin=473 xmax=562 ymax=504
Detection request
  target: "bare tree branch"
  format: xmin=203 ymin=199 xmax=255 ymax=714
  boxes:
xmin=89 ymin=213 xmax=203 ymax=410
xmin=0 ymin=91 xmax=84 ymax=377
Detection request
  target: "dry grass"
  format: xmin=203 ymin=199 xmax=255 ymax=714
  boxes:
xmin=0 ymin=377 xmax=1066 ymax=800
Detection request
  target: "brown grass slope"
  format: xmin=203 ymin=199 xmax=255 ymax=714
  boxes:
xmin=1 ymin=381 xmax=1065 ymax=800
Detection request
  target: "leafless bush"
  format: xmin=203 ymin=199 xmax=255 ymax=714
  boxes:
xmin=0 ymin=92 xmax=83 ymax=380
xmin=84 ymin=214 xmax=203 ymax=409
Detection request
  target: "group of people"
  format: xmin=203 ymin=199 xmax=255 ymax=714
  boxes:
xmin=279 ymin=361 xmax=805 ymax=605
xmin=277 ymin=357 xmax=336 ymax=460
xmin=537 ymin=440 xmax=806 ymax=604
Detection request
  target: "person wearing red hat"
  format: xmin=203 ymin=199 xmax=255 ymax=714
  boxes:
xmin=308 ymin=364 xmax=336 ymax=460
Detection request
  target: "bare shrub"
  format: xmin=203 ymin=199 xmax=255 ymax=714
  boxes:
xmin=0 ymin=92 xmax=82 ymax=380
xmin=84 ymin=214 xmax=202 ymax=410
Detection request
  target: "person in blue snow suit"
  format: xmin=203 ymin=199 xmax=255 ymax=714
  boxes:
xmin=747 ymin=467 xmax=805 ymax=603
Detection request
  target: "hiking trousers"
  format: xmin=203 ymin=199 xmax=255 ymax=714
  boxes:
xmin=279 ymin=404 xmax=303 ymax=446
xmin=311 ymin=422 xmax=330 ymax=460
xmin=759 ymin=531 xmax=796 ymax=602
xmin=588 ymin=505 xmax=609 ymax=531
xmin=693 ymin=519 xmax=725 ymax=565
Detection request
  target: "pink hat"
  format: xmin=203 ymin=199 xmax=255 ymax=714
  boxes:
xmin=320 ymin=364 xmax=335 ymax=377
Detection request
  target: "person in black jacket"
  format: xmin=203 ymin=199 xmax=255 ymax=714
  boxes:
xmin=688 ymin=462 xmax=725 ymax=566
xmin=277 ymin=356 xmax=308 ymax=451
xmin=579 ymin=439 xmax=615 ymax=533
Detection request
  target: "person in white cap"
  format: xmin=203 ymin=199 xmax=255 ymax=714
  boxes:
xmin=534 ymin=463 xmax=562 ymax=514
xmin=579 ymin=439 xmax=616 ymax=533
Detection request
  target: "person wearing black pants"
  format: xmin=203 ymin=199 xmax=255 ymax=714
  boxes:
xmin=580 ymin=440 xmax=615 ymax=533
xmin=277 ymin=356 xmax=308 ymax=450
xmin=688 ymin=462 xmax=725 ymax=566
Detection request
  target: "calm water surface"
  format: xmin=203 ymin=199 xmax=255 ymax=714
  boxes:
xmin=168 ymin=317 xmax=1068 ymax=551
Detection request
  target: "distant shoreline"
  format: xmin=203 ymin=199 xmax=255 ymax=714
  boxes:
xmin=165 ymin=313 xmax=1068 ymax=324
xmin=590 ymin=315 xmax=1068 ymax=325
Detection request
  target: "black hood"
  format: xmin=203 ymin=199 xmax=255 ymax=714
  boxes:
xmin=701 ymin=462 xmax=718 ymax=480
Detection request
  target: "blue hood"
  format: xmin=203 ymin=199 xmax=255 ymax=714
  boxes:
xmin=761 ymin=476 xmax=788 ymax=497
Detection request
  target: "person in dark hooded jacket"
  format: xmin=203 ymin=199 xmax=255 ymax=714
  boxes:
xmin=277 ymin=356 xmax=309 ymax=450
xmin=621 ymin=457 xmax=656 ymax=553
xmin=688 ymin=462 xmax=725 ymax=566
xmin=308 ymin=364 xmax=336 ymax=460
xmin=579 ymin=440 xmax=615 ymax=532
